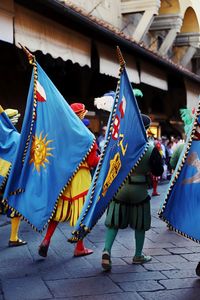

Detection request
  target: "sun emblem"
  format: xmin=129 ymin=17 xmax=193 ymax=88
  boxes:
xmin=30 ymin=132 xmax=53 ymax=172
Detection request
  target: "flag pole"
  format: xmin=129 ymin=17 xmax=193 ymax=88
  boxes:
xmin=18 ymin=43 xmax=36 ymax=65
xmin=116 ymin=46 xmax=126 ymax=68
xmin=18 ymin=43 xmax=38 ymax=163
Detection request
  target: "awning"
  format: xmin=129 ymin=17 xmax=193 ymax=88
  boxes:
xmin=14 ymin=4 xmax=91 ymax=67
xmin=98 ymin=43 xmax=140 ymax=83
xmin=184 ymin=78 xmax=200 ymax=110
xmin=0 ymin=6 xmax=14 ymax=43
xmin=140 ymin=61 xmax=168 ymax=90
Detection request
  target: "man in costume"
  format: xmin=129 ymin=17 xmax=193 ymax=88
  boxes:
xmin=38 ymin=103 xmax=100 ymax=257
xmin=0 ymin=106 xmax=27 ymax=247
xmin=101 ymin=114 xmax=163 ymax=271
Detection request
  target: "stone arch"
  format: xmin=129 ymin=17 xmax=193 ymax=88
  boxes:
xmin=179 ymin=0 xmax=200 ymax=30
xmin=181 ymin=7 xmax=199 ymax=32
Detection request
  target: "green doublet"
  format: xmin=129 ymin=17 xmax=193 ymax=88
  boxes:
xmin=105 ymin=144 xmax=154 ymax=231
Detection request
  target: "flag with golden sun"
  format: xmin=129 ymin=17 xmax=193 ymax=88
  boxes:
xmin=3 ymin=61 xmax=95 ymax=232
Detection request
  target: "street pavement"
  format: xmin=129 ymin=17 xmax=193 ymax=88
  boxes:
xmin=1 ymin=181 xmax=200 ymax=300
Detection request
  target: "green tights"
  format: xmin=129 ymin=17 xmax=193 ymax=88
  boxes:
xmin=103 ymin=227 xmax=145 ymax=257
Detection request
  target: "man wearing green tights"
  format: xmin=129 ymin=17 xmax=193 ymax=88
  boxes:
xmin=101 ymin=115 xmax=164 ymax=271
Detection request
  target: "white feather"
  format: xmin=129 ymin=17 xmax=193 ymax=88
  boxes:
xmin=94 ymin=96 xmax=114 ymax=112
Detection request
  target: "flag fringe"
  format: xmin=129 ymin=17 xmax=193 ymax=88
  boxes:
xmin=159 ymin=213 xmax=200 ymax=244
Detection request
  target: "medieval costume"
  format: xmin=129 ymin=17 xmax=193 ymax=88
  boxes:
xmin=101 ymin=115 xmax=163 ymax=271
xmin=38 ymin=103 xmax=99 ymax=257
xmin=0 ymin=106 xmax=26 ymax=247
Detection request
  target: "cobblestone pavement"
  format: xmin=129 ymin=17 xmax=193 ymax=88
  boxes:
xmin=0 ymin=182 xmax=200 ymax=300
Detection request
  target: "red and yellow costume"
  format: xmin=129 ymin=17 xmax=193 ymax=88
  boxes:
xmin=54 ymin=142 xmax=99 ymax=226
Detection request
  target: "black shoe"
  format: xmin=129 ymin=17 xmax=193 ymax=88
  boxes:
xmin=8 ymin=239 xmax=27 ymax=247
xmin=101 ymin=251 xmax=112 ymax=271
xmin=38 ymin=242 xmax=49 ymax=257
xmin=196 ymin=262 xmax=200 ymax=276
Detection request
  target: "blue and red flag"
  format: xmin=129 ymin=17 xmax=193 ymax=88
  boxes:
xmin=159 ymin=113 xmax=200 ymax=242
xmin=0 ymin=106 xmax=20 ymax=189
xmin=3 ymin=55 xmax=94 ymax=232
xmin=69 ymin=64 xmax=148 ymax=241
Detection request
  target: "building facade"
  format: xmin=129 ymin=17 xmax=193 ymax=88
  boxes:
xmin=1 ymin=0 xmax=200 ymax=137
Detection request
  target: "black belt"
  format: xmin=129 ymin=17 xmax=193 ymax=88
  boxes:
xmin=113 ymin=195 xmax=151 ymax=206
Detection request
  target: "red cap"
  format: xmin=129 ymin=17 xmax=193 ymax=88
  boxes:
xmin=70 ymin=103 xmax=88 ymax=120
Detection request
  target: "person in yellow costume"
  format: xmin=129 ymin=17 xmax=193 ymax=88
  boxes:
xmin=38 ymin=103 xmax=100 ymax=257
xmin=0 ymin=106 xmax=27 ymax=247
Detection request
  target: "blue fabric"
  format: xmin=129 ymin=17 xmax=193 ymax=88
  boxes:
xmin=160 ymin=115 xmax=200 ymax=241
xmin=3 ymin=62 xmax=94 ymax=231
xmin=70 ymin=67 xmax=148 ymax=240
xmin=0 ymin=111 xmax=20 ymax=188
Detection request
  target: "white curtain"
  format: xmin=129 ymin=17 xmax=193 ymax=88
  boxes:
xmin=0 ymin=7 xmax=14 ymax=43
xmin=140 ymin=61 xmax=168 ymax=90
xmin=14 ymin=4 xmax=91 ymax=67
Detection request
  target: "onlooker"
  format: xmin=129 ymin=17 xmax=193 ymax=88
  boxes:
xmin=97 ymin=126 xmax=107 ymax=152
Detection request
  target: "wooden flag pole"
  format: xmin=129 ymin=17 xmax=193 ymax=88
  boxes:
xmin=116 ymin=46 xmax=126 ymax=67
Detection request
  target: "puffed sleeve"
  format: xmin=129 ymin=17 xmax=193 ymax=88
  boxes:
xmin=86 ymin=142 xmax=100 ymax=169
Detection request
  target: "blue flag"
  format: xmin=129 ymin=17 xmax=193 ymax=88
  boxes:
xmin=3 ymin=60 xmax=94 ymax=231
xmin=0 ymin=107 xmax=20 ymax=189
xmin=159 ymin=115 xmax=200 ymax=242
xmin=69 ymin=66 xmax=148 ymax=241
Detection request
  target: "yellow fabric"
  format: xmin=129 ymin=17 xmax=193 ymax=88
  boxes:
xmin=0 ymin=158 xmax=11 ymax=177
xmin=53 ymin=162 xmax=91 ymax=226
xmin=10 ymin=216 xmax=21 ymax=242
xmin=0 ymin=105 xmax=4 ymax=114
